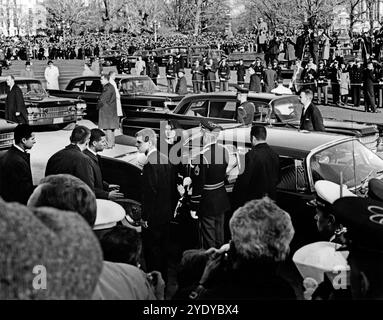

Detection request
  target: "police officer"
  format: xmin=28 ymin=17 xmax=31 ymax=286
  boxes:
xmin=189 ymin=119 xmax=231 ymax=249
xmin=236 ymin=59 xmax=246 ymax=87
xmin=117 ymin=55 xmax=131 ymax=75
xmin=218 ymin=56 xmax=231 ymax=92
xmin=166 ymin=55 xmax=177 ymax=93
xmin=315 ymin=60 xmax=329 ymax=105
xmin=147 ymin=56 xmax=160 ymax=85
xmin=349 ymin=58 xmax=363 ymax=107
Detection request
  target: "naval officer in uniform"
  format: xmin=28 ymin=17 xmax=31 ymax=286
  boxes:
xmin=189 ymin=119 xmax=231 ymax=250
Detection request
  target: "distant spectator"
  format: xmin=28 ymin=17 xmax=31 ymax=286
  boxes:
xmin=44 ymin=60 xmax=60 ymax=90
xmin=175 ymin=69 xmax=188 ymax=95
xmin=271 ymin=79 xmax=292 ymax=94
xmin=20 ymin=61 xmax=35 ymax=78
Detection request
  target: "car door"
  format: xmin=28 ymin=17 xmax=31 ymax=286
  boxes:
xmin=275 ymin=156 xmax=319 ymax=248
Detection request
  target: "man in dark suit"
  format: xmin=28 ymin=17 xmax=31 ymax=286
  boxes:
xmin=233 ymin=125 xmax=280 ymax=210
xmin=136 ymin=128 xmax=173 ymax=283
xmin=5 ymin=75 xmax=27 ymax=124
xmin=363 ymin=61 xmax=378 ymax=113
xmin=83 ymin=128 xmax=124 ymax=200
xmin=0 ymin=124 xmax=35 ymax=204
xmin=299 ymin=89 xmax=325 ymax=131
xmin=45 ymin=126 xmax=94 ymax=189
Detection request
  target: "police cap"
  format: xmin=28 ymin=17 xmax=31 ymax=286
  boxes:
xmin=93 ymin=199 xmax=125 ymax=231
xmin=368 ymin=178 xmax=383 ymax=202
xmin=200 ymin=119 xmax=223 ymax=132
xmin=333 ymin=197 xmax=383 ymax=251
xmin=309 ymin=181 xmax=356 ymax=209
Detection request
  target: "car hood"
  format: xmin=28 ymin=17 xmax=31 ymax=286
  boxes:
xmin=25 ymin=95 xmax=83 ymax=104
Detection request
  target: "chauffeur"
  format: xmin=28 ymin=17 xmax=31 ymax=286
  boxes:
xmin=189 ymin=119 xmax=231 ymax=250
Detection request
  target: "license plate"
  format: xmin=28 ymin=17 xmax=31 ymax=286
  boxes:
xmin=53 ymin=117 xmax=63 ymax=124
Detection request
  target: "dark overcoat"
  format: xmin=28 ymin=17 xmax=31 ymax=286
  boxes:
xmin=83 ymin=149 xmax=109 ymax=199
xmin=97 ymin=83 xmax=119 ymax=130
xmin=299 ymin=103 xmax=325 ymax=132
xmin=232 ymin=143 xmax=280 ymax=210
xmin=45 ymin=144 xmax=94 ymax=189
xmin=5 ymin=84 xmax=27 ymax=124
xmin=0 ymin=146 xmax=34 ymax=204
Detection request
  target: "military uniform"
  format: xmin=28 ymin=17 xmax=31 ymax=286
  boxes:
xmin=349 ymin=63 xmax=363 ymax=107
xmin=189 ymin=120 xmax=231 ymax=249
xmin=218 ymin=59 xmax=231 ymax=92
xmin=315 ymin=67 xmax=329 ymax=105
xmin=166 ymin=58 xmax=177 ymax=93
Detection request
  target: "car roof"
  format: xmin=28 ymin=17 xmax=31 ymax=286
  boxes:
xmin=68 ymin=75 xmax=151 ymax=82
xmin=175 ymin=92 xmax=294 ymax=110
xmin=218 ymin=125 xmax=351 ymax=158
xmin=0 ymin=77 xmax=40 ymax=82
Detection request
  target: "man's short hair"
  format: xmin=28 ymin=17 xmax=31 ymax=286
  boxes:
xmin=89 ymin=128 xmax=105 ymax=146
xmin=229 ymin=197 xmax=294 ymax=262
xmin=7 ymin=75 xmax=15 ymax=81
xmin=302 ymin=88 xmax=314 ymax=100
xmin=108 ymin=70 xmax=116 ymax=77
xmin=100 ymin=225 xmax=142 ymax=266
xmin=100 ymin=73 xmax=110 ymax=81
xmin=250 ymin=125 xmax=267 ymax=141
xmin=136 ymin=128 xmax=157 ymax=147
xmin=29 ymin=174 xmax=97 ymax=227
xmin=70 ymin=125 xmax=91 ymax=144
xmin=14 ymin=124 xmax=33 ymax=144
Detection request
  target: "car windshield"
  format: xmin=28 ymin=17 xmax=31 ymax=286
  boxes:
xmin=17 ymin=81 xmax=47 ymax=96
xmin=119 ymin=77 xmax=160 ymax=94
xmin=310 ymin=139 xmax=383 ymax=190
xmin=272 ymin=96 xmax=302 ymax=122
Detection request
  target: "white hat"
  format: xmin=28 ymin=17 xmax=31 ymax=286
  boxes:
xmin=315 ymin=180 xmax=356 ymax=205
xmin=93 ymin=199 xmax=125 ymax=230
xmin=293 ymin=241 xmax=350 ymax=285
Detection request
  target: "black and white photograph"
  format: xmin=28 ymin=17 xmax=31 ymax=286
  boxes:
xmin=0 ymin=0 xmax=382 ymax=310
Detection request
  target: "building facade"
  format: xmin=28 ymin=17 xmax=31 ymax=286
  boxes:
xmin=0 ymin=0 xmax=47 ymax=36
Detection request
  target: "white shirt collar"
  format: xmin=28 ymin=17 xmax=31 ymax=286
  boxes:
xmin=87 ymin=147 xmax=97 ymax=156
xmin=13 ymin=144 xmax=26 ymax=153
xmin=147 ymin=148 xmax=157 ymax=157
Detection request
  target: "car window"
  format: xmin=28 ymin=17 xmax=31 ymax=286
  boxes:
xmin=273 ymin=96 xmax=302 ymax=122
xmin=70 ymin=80 xmax=85 ymax=92
xmin=185 ymin=100 xmax=209 ymax=117
xmin=277 ymin=157 xmax=308 ymax=191
xmin=208 ymin=100 xmax=237 ymax=119
xmin=85 ymin=80 xmax=103 ymax=93
xmin=251 ymin=102 xmax=269 ymax=122
xmin=0 ymin=82 xmax=7 ymax=96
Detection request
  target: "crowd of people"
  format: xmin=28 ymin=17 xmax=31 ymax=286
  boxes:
xmin=0 ymin=119 xmax=382 ymax=301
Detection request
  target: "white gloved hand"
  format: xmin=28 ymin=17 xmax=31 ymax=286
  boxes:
xmin=177 ymin=184 xmax=185 ymax=196
xmin=190 ymin=210 xmax=198 ymax=219
xmin=183 ymin=177 xmax=192 ymax=187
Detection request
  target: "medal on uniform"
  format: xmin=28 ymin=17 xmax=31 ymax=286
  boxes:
xmin=194 ymin=165 xmax=200 ymax=176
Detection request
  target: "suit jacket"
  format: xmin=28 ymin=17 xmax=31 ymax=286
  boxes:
xmin=299 ymin=103 xmax=325 ymax=132
xmin=5 ymin=84 xmax=27 ymax=124
xmin=45 ymin=144 xmax=94 ymax=189
xmin=363 ymin=69 xmax=376 ymax=93
xmin=232 ymin=143 xmax=280 ymax=210
xmin=83 ymin=149 xmax=109 ymax=199
xmin=141 ymin=150 xmax=173 ymax=228
xmin=0 ymin=146 xmax=34 ymax=204
xmin=176 ymin=77 xmax=188 ymax=95
xmin=97 ymin=83 xmax=119 ymax=130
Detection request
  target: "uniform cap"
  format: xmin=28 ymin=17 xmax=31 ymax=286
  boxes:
xmin=178 ymin=69 xmax=185 ymax=74
xmin=93 ymin=199 xmax=125 ymax=230
xmin=200 ymin=119 xmax=223 ymax=132
xmin=333 ymin=197 xmax=383 ymax=251
xmin=309 ymin=180 xmax=356 ymax=208
xmin=368 ymin=178 xmax=383 ymax=202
